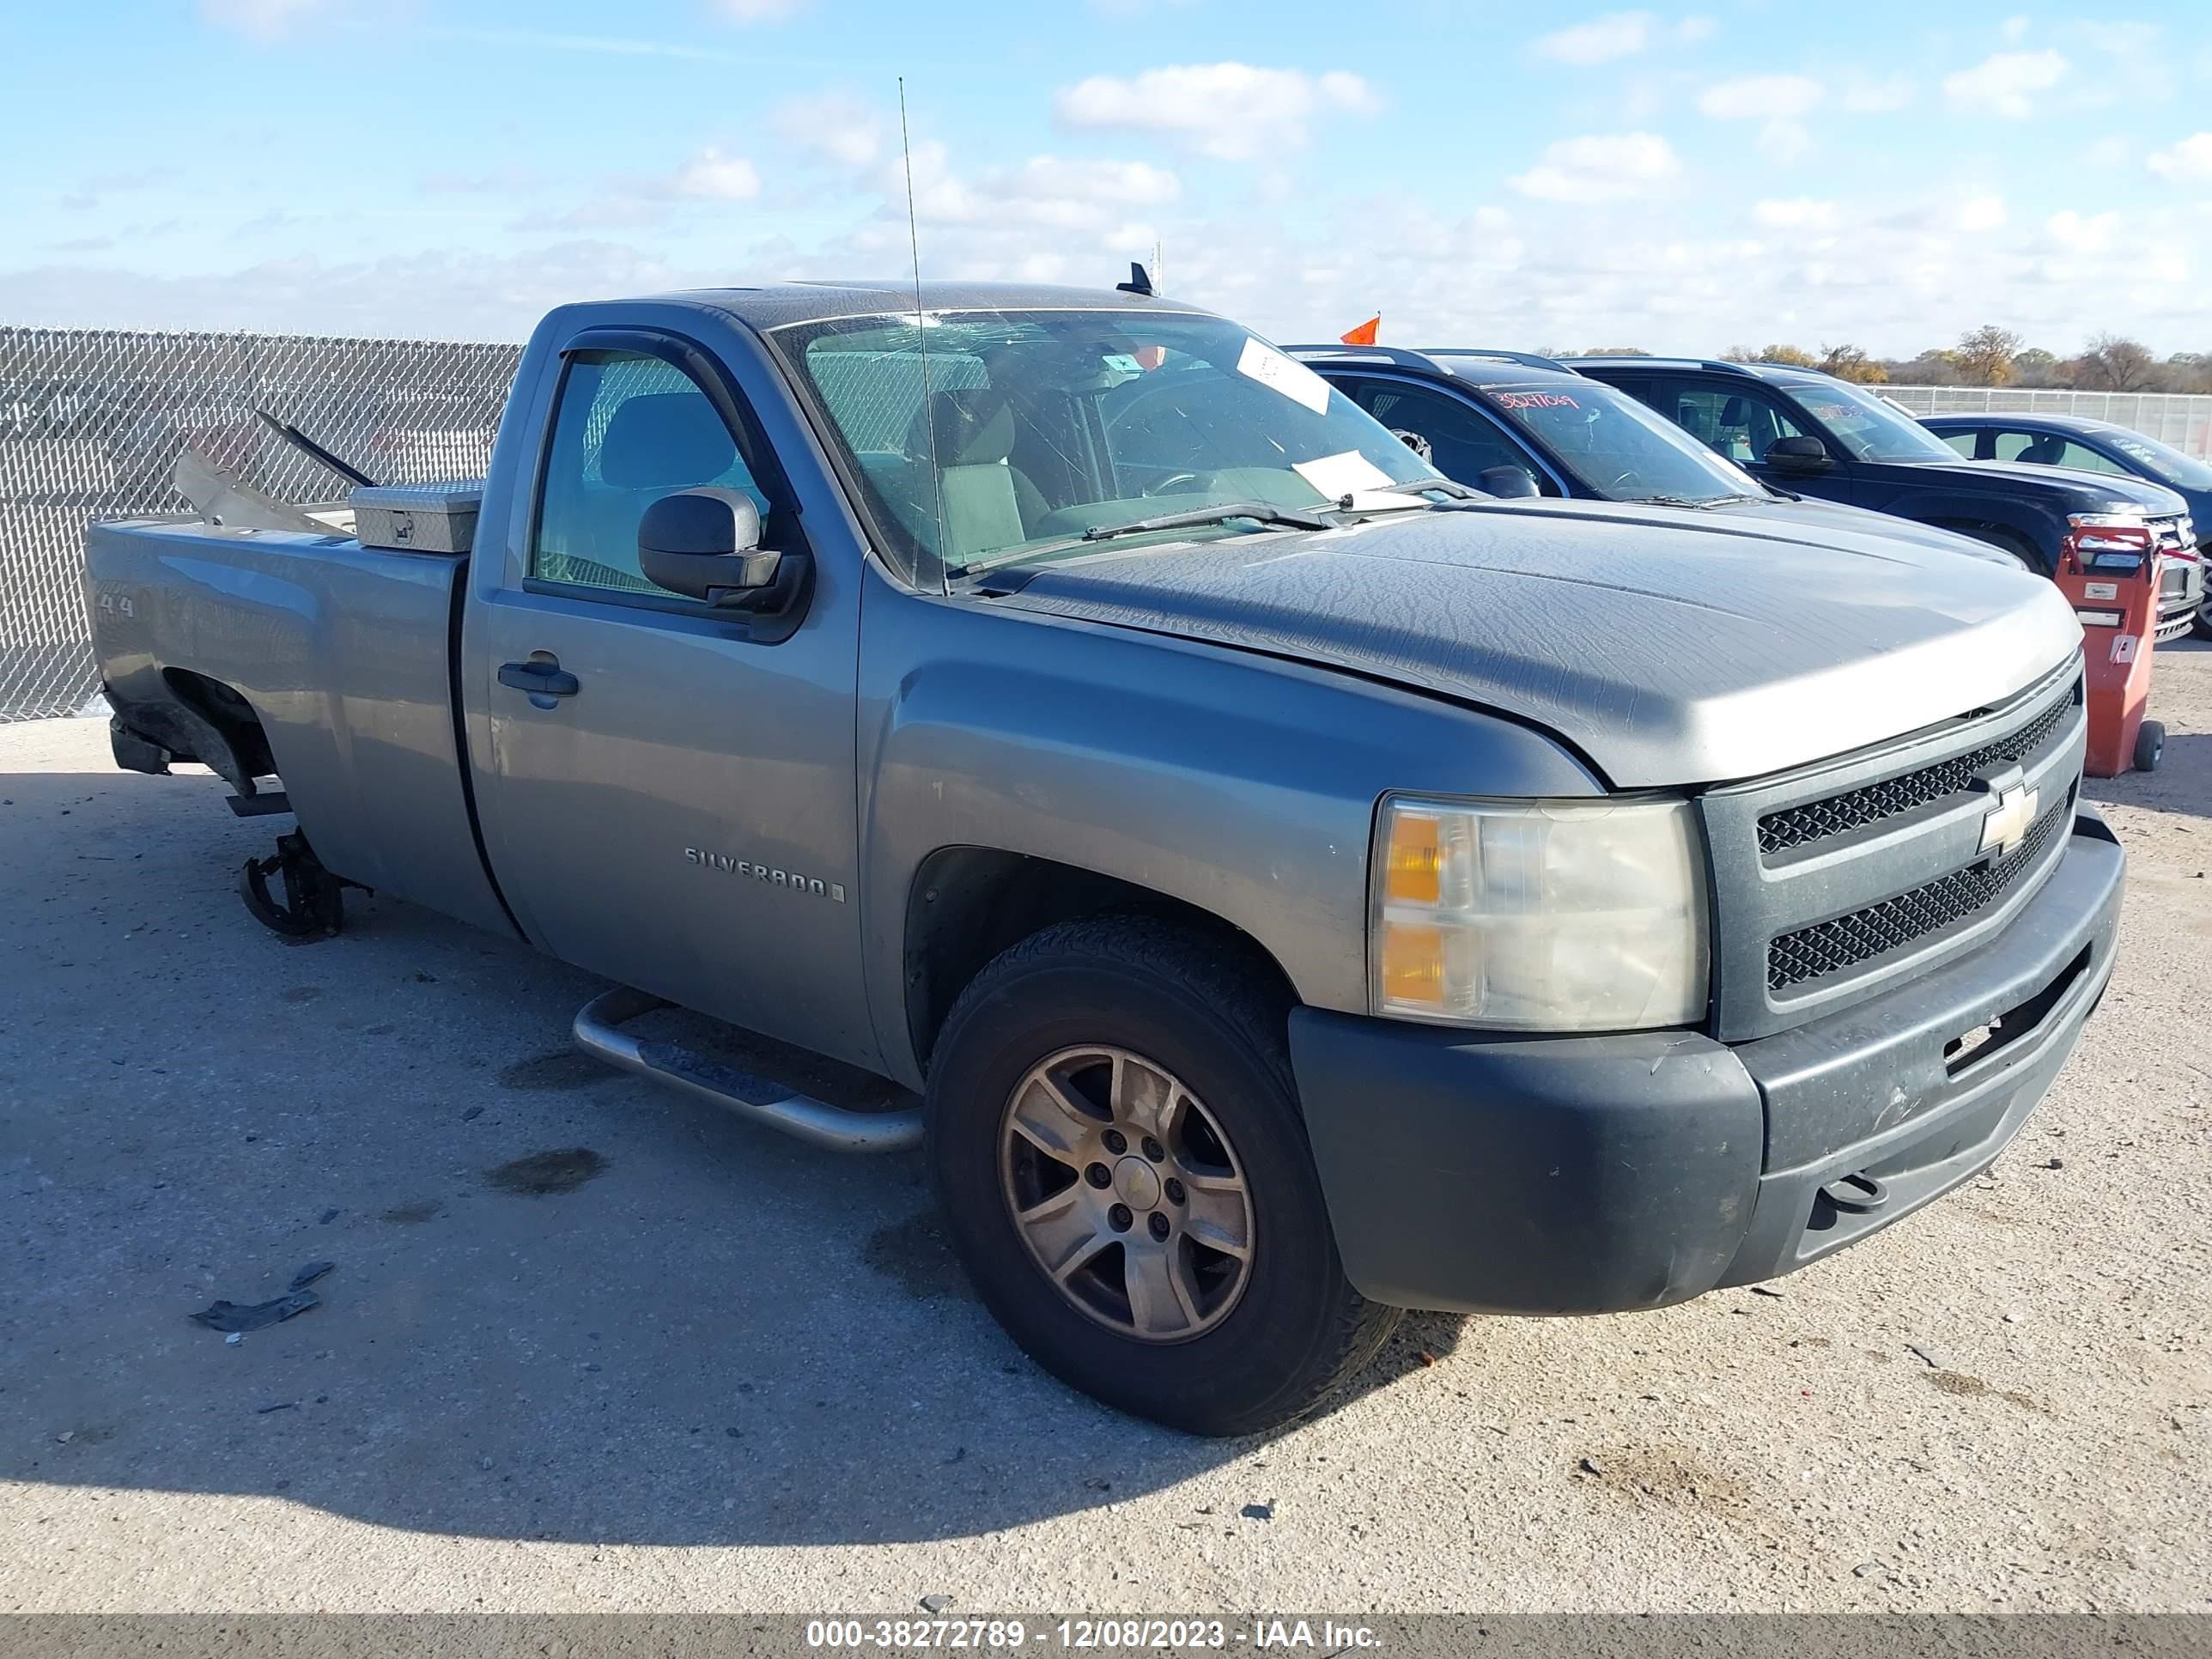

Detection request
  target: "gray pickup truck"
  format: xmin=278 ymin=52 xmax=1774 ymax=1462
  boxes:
xmin=86 ymin=282 xmax=2124 ymax=1435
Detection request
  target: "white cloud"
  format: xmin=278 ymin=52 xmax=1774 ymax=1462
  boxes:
xmin=885 ymin=143 xmax=1179 ymax=234
xmin=1839 ymin=75 xmax=1914 ymax=112
xmin=999 ymin=156 xmax=1180 ymax=209
xmin=1054 ymin=64 xmax=1376 ymax=161
xmin=670 ymin=148 xmax=762 ymax=200
xmin=198 ymin=0 xmax=322 ymax=39
xmin=772 ymin=91 xmax=886 ymax=168
xmin=1675 ymin=15 xmax=1717 ymax=42
xmin=2047 ymin=209 xmax=2118 ymax=252
xmin=1508 ymin=132 xmax=1680 ymax=203
xmin=2148 ymin=132 xmax=2212 ymax=184
xmin=1943 ymin=50 xmax=2068 ymax=118
xmin=1959 ymin=194 xmax=2008 ymax=231
xmin=710 ymin=0 xmax=807 ymax=20
xmin=1533 ymin=12 xmax=1653 ymax=65
xmin=1698 ymin=74 xmax=1826 ymax=119
xmin=2001 ymin=15 xmax=2030 ymax=45
xmin=1753 ymin=197 xmax=1838 ymax=230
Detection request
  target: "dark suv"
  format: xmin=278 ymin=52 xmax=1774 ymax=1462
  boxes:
xmin=1570 ymin=356 xmax=2201 ymax=642
xmin=1293 ymin=345 xmax=2019 ymax=567
xmin=1919 ymin=411 xmax=2210 ymax=640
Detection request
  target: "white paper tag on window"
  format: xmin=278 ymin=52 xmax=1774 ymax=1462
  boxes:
xmin=1237 ymin=337 xmax=1333 ymax=416
xmin=2083 ymin=581 xmax=2118 ymax=599
xmin=1293 ymin=449 xmax=1396 ymax=500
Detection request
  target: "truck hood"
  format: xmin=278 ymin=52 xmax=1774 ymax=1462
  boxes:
xmin=990 ymin=499 xmax=2084 ymax=788
xmin=1707 ymin=495 xmax=2019 ymax=564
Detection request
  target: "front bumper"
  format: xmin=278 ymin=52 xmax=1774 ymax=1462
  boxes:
xmin=1289 ymin=809 xmax=2125 ymax=1316
xmin=2156 ymin=554 xmax=2204 ymax=641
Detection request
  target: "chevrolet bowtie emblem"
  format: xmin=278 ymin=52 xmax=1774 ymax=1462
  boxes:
xmin=1978 ymin=783 xmax=2039 ymax=859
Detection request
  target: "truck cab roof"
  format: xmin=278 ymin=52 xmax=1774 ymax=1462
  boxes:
xmin=617 ymin=281 xmax=1212 ymax=332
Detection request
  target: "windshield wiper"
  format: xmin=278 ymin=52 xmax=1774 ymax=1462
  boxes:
xmin=1627 ymin=492 xmax=1759 ymax=509
xmin=945 ymin=501 xmax=1333 ymax=580
xmin=1079 ymin=500 xmax=1333 ymax=541
xmin=1382 ymin=477 xmax=1486 ymax=501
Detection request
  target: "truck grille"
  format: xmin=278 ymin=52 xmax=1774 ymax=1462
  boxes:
xmin=1698 ymin=662 xmax=2087 ymax=1041
xmin=1757 ymin=692 xmax=2073 ymax=854
xmin=1767 ymin=798 xmax=2069 ymax=990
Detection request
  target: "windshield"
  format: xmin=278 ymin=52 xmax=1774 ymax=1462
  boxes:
xmin=1455 ymin=373 xmax=1764 ymax=503
xmin=2102 ymin=429 xmax=2212 ymax=492
xmin=1784 ymin=380 xmax=1960 ymax=464
xmin=770 ymin=308 xmax=1448 ymax=586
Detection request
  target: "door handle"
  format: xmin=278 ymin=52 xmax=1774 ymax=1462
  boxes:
xmin=498 ymin=659 xmax=580 ymax=698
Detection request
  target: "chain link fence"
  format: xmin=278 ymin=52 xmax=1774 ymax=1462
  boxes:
xmin=1885 ymin=385 xmax=2212 ymax=459
xmin=8 ymin=330 xmax=2212 ymax=724
xmin=0 ymin=325 xmax=521 ymax=721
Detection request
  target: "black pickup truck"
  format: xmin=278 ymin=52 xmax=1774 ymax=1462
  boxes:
xmin=1568 ymin=356 xmax=2200 ymax=641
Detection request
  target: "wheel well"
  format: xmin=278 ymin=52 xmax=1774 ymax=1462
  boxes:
xmin=149 ymin=669 xmax=276 ymax=792
xmin=902 ymin=848 xmax=1299 ymax=1073
xmin=1929 ymin=519 xmax=2048 ymax=573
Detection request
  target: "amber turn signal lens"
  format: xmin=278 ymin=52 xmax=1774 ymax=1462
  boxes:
xmin=1384 ymin=811 xmax=1443 ymax=905
xmin=1377 ymin=922 xmax=1446 ymax=1007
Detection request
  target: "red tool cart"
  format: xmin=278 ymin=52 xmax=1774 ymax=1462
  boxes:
xmin=2055 ymin=515 xmax=2166 ymax=775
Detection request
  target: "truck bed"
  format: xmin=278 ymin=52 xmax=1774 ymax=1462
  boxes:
xmin=83 ymin=518 xmax=513 ymax=937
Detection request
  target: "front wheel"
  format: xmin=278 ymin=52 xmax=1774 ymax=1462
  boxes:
xmin=2193 ymin=604 xmax=2212 ymax=642
xmin=925 ymin=917 xmax=1399 ymax=1436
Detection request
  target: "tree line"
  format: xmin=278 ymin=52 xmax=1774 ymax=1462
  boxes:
xmin=1546 ymin=328 xmax=2212 ymax=395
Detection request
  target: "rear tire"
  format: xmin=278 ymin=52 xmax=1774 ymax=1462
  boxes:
xmin=925 ymin=916 xmax=1399 ymax=1436
xmin=2193 ymin=604 xmax=2212 ymax=642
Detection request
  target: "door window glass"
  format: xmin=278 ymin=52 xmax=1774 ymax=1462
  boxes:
xmin=2051 ymin=439 xmax=2129 ymax=475
xmin=1355 ymin=381 xmax=1549 ymax=489
xmin=1668 ymin=385 xmax=1808 ymax=465
xmin=1941 ymin=431 xmax=1981 ymax=459
xmin=531 ymin=351 xmax=768 ymax=597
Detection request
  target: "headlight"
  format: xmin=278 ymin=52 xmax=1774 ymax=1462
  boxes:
xmin=1370 ymin=794 xmax=1710 ymax=1030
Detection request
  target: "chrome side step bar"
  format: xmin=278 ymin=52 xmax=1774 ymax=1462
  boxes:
xmin=571 ymin=987 xmax=925 ymax=1154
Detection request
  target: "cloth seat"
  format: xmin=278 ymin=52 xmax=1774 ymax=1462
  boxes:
xmin=903 ymin=388 xmax=1050 ymax=562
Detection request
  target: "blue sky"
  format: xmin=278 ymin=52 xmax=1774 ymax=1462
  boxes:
xmin=3 ymin=0 xmax=2209 ymax=353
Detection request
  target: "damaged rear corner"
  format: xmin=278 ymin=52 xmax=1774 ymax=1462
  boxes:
xmin=105 ymin=669 xmax=277 ymax=798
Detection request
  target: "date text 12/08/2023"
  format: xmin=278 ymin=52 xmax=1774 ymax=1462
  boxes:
xmin=802 ymin=1619 xmax=1382 ymax=1650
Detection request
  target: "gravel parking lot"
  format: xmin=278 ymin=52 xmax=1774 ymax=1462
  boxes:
xmin=3 ymin=646 xmax=2208 ymax=1615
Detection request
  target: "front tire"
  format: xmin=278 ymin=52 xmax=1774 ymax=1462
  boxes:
xmin=925 ymin=917 xmax=1399 ymax=1436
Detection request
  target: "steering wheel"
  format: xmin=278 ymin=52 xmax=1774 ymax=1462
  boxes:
xmin=1143 ymin=471 xmax=1206 ymax=497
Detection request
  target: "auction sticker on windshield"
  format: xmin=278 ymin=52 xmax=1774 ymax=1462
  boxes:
xmin=1293 ymin=449 xmax=1397 ymax=500
xmin=1237 ymin=337 xmax=1333 ymax=416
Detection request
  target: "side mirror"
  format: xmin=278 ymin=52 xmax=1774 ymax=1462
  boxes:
xmin=1477 ymin=465 xmax=1541 ymax=499
xmin=1765 ymin=435 xmax=1833 ymax=472
xmin=638 ymin=488 xmax=777 ymax=605
xmin=1390 ymin=428 xmax=1434 ymax=463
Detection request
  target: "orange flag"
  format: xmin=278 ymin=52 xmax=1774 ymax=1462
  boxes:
xmin=1340 ymin=315 xmax=1381 ymax=346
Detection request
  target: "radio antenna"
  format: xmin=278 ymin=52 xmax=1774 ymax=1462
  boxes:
xmin=898 ymin=76 xmax=949 ymax=582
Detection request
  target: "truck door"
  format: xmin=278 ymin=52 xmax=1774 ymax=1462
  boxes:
xmin=464 ymin=322 xmax=880 ymax=1073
